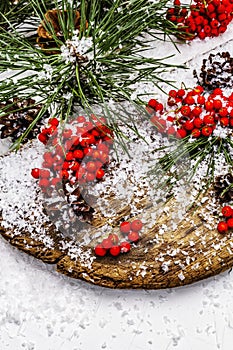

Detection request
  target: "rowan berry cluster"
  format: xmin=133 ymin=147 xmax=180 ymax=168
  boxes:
xmin=147 ymin=86 xmax=233 ymax=139
xmin=166 ymin=0 xmax=233 ymax=40
xmin=31 ymin=115 xmax=113 ymax=190
xmin=94 ymin=219 xmax=143 ymax=257
xmin=217 ymin=205 xmax=233 ymax=233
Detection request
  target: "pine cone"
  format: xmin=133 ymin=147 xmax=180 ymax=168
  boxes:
xmin=64 ymin=184 xmax=94 ymax=222
xmin=0 ymin=98 xmax=47 ymax=142
xmin=37 ymin=10 xmax=86 ymax=54
xmin=214 ymin=173 xmax=233 ymax=203
xmin=193 ymin=52 xmax=233 ymax=91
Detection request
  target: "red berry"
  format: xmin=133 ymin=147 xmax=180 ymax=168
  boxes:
xmin=185 ymin=95 xmax=195 ymax=105
xmin=218 ymin=107 xmax=228 ymax=117
xmin=31 ymin=168 xmax=40 ymax=179
xmin=128 ymin=231 xmax=140 ymax=243
xmin=184 ymin=120 xmax=194 ymax=131
xmin=213 ymin=99 xmax=223 ymax=109
xmin=176 ymin=128 xmax=187 ymax=138
xmin=202 ymin=126 xmax=213 ymax=137
xmin=120 ymin=241 xmax=131 ymax=253
xmin=222 ymin=205 xmax=233 ymax=217
xmin=86 ymin=161 xmax=97 ymax=173
xmin=155 ymin=103 xmax=164 ymax=112
xmin=220 ymin=117 xmax=229 ymax=127
xmin=177 ymin=89 xmax=185 ymax=98
xmin=94 ymin=245 xmax=107 ymax=257
xmin=80 ymin=134 xmax=96 ymax=147
xmin=180 ymin=105 xmax=191 ymax=116
xmin=86 ymin=172 xmax=95 ymax=182
xmin=193 ymin=117 xmax=203 ymax=128
xmin=108 ymin=234 xmax=119 ymax=245
xmin=168 ymin=90 xmax=177 ymax=98
xmin=48 ymin=118 xmax=59 ymax=127
xmin=73 ymin=149 xmax=84 ymax=159
xmin=192 ymin=106 xmax=202 ymax=117
xmin=197 ymin=95 xmax=205 ymax=105
xmin=148 ymin=99 xmax=158 ymax=109
xmin=203 ymin=114 xmax=215 ymax=126
xmin=205 ymin=101 xmax=214 ymax=111
xmin=120 ymin=221 xmax=131 ymax=234
xmin=38 ymin=178 xmax=50 ymax=188
xmin=96 ymin=169 xmax=105 ymax=180
xmin=109 ymin=245 xmax=121 ymax=257
xmin=40 ymin=169 xmax=50 ymax=178
xmin=217 ymin=221 xmax=228 ymax=234
xmin=38 ymin=133 xmax=48 ymax=144
xmin=102 ymin=238 xmax=113 ymax=249
xmin=227 ymin=218 xmax=233 ymax=229
xmin=62 ymin=129 xmax=72 ymax=139
xmin=191 ymin=128 xmax=201 ymax=138
xmin=130 ymin=219 xmax=143 ymax=232
xmin=77 ymin=115 xmax=86 ymax=123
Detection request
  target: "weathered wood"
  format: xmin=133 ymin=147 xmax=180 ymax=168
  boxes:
xmin=1 ymin=191 xmax=233 ymax=289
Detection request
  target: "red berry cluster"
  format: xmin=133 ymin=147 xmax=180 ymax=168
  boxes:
xmin=94 ymin=219 xmax=143 ymax=257
xmin=166 ymin=0 xmax=233 ymax=40
xmin=31 ymin=115 xmax=114 ymax=190
xmin=217 ymin=205 xmax=233 ymax=233
xmin=147 ymin=86 xmax=233 ymax=139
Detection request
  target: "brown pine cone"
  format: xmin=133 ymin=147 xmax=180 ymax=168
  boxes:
xmin=37 ymin=10 xmax=87 ymax=54
xmin=0 ymin=98 xmax=48 ymax=143
xmin=214 ymin=173 xmax=233 ymax=203
xmin=193 ymin=52 xmax=233 ymax=91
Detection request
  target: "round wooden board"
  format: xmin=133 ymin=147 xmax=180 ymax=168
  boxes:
xmin=1 ymin=191 xmax=233 ymax=289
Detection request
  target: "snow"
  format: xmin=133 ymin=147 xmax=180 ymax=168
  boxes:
xmin=1 ymin=13 xmax=233 ymax=350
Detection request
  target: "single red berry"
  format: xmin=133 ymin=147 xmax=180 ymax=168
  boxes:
xmin=155 ymin=103 xmax=164 ymax=112
xmin=77 ymin=115 xmax=86 ymax=123
xmin=197 ymin=95 xmax=205 ymax=105
xmin=61 ymin=169 xmax=69 ymax=179
xmin=168 ymin=90 xmax=177 ymax=98
xmin=38 ymin=133 xmax=48 ymax=144
xmin=108 ymin=233 xmax=119 ymax=245
xmin=73 ymin=149 xmax=84 ymax=159
xmin=222 ymin=205 xmax=233 ymax=217
xmin=94 ymin=244 xmax=107 ymax=257
xmin=65 ymin=151 xmax=74 ymax=161
xmin=213 ymin=99 xmax=223 ymax=110
xmin=220 ymin=117 xmax=229 ymax=127
xmin=205 ymin=101 xmax=214 ymax=111
xmin=96 ymin=169 xmax=105 ymax=180
xmin=86 ymin=161 xmax=97 ymax=173
xmin=102 ymin=238 xmax=113 ymax=249
xmin=176 ymin=128 xmax=187 ymax=138
xmin=227 ymin=218 xmax=233 ymax=229
xmin=177 ymin=89 xmax=186 ymax=98
xmin=185 ymin=95 xmax=195 ymax=105
xmin=180 ymin=105 xmax=191 ymax=117
xmin=193 ymin=117 xmax=203 ymax=128
xmin=202 ymin=126 xmax=213 ymax=137
xmin=109 ymin=245 xmax=121 ymax=257
xmin=218 ymin=107 xmax=228 ymax=117
xmin=213 ymin=88 xmax=223 ymax=96
xmin=48 ymin=118 xmax=59 ymax=127
xmin=40 ymin=169 xmax=51 ymax=178
xmin=80 ymin=134 xmax=96 ymax=147
xmin=191 ymin=128 xmax=201 ymax=138
xmin=128 ymin=231 xmax=140 ymax=243
xmin=31 ymin=168 xmax=40 ymax=179
xmin=120 ymin=241 xmax=131 ymax=253
xmin=62 ymin=129 xmax=73 ymax=139
xmin=192 ymin=106 xmax=202 ymax=117
xmin=184 ymin=120 xmax=194 ymax=131
xmin=86 ymin=172 xmax=96 ymax=182
xmin=148 ymin=99 xmax=158 ymax=109
xmin=130 ymin=219 xmax=143 ymax=232
xmin=120 ymin=221 xmax=131 ymax=234
xmin=38 ymin=178 xmax=50 ymax=188
xmin=217 ymin=221 xmax=228 ymax=234
xmin=203 ymin=114 xmax=215 ymax=126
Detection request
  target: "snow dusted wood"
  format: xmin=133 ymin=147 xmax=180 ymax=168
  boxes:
xmin=1 ymin=193 xmax=233 ymax=289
